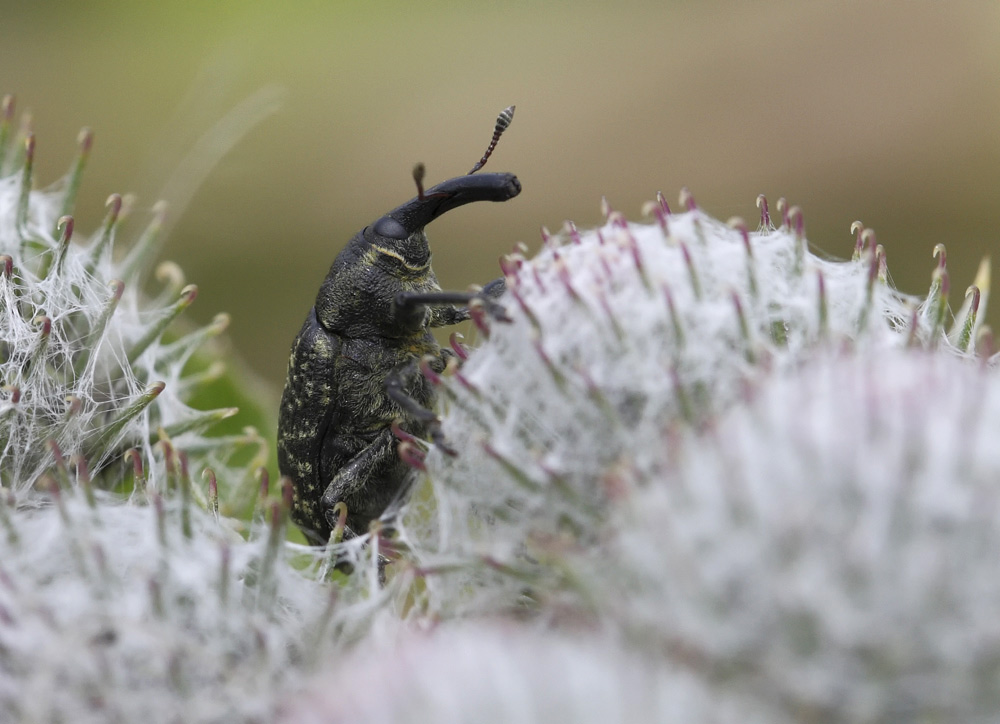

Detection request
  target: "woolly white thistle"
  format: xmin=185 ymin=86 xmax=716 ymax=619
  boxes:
xmin=385 ymin=189 xmax=998 ymax=721
xmin=401 ymin=191 xmax=988 ymax=600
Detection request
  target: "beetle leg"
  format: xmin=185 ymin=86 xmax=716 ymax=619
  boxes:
xmin=386 ymin=361 xmax=458 ymax=456
xmin=386 ymin=365 xmax=436 ymax=424
xmin=320 ymin=426 xmax=411 ymax=535
xmin=395 ymin=278 xmax=510 ymax=328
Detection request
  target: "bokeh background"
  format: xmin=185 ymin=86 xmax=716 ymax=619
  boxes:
xmin=2 ymin=1 xmax=998 ymax=427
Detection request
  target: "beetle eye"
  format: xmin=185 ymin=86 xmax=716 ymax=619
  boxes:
xmin=373 ymin=216 xmax=409 ymax=240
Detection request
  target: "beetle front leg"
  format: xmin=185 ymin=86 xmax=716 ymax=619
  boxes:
xmin=395 ymin=277 xmax=509 ymax=328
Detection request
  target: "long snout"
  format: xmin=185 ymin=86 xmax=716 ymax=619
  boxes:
xmin=384 ymin=173 xmax=521 ymax=235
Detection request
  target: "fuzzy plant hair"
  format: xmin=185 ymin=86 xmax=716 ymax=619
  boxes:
xmin=0 ymin=93 xmax=997 ymax=724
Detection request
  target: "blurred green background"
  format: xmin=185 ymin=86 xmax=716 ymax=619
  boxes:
xmin=2 ymin=1 xmax=998 ymax=426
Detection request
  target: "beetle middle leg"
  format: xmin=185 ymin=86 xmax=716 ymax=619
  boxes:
xmin=386 ymin=358 xmax=458 ymax=456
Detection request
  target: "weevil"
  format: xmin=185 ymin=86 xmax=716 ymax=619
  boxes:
xmin=278 ymin=108 xmax=519 ymax=544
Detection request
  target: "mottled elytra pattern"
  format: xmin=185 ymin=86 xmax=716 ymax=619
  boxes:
xmin=278 ymin=171 xmax=521 ymax=544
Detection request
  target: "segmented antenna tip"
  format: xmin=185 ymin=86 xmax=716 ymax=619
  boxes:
xmin=468 ymin=105 xmax=516 ymax=174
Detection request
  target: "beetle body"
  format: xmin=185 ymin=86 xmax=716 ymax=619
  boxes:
xmin=278 ymin=172 xmax=521 ymax=543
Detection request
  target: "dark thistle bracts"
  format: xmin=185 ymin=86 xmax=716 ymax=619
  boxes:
xmin=278 ymin=108 xmax=519 ymax=545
